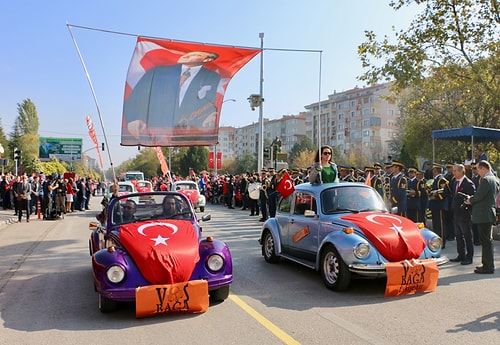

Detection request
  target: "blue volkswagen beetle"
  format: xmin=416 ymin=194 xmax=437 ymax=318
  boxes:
xmin=259 ymin=182 xmax=447 ymax=291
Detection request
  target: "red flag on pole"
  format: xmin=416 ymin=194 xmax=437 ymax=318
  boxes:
xmin=276 ymin=172 xmax=295 ymax=198
xmin=365 ymin=171 xmax=372 ymax=187
xmin=208 ymin=151 xmax=214 ymax=169
xmin=121 ymin=37 xmax=260 ymax=147
xmin=155 ymin=147 xmax=169 ymax=175
xmin=85 ymin=115 xmax=104 ymax=169
xmin=216 ymin=152 xmax=222 ymax=170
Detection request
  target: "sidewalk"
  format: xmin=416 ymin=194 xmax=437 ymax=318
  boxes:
xmin=0 ymin=208 xmax=20 ymax=228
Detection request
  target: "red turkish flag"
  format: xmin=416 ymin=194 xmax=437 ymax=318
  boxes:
xmin=216 ymin=152 xmax=222 ymax=170
xmin=119 ymin=220 xmax=200 ymax=284
xmin=208 ymin=151 xmax=214 ymax=169
xmin=276 ymin=172 xmax=295 ymax=198
xmin=340 ymin=213 xmax=425 ymax=262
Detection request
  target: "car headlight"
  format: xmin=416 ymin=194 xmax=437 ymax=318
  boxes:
xmin=353 ymin=243 xmax=371 ymax=259
xmin=427 ymin=236 xmax=442 ymax=252
xmin=106 ymin=265 xmax=125 ymax=283
xmin=206 ymin=254 xmax=224 ymax=272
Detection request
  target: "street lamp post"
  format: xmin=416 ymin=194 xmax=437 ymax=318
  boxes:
xmin=257 ymin=33 xmax=264 ymax=172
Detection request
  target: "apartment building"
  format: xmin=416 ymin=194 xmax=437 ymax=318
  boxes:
xmin=305 ymin=82 xmax=399 ymax=163
xmin=210 ymin=83 xmax=399 ymax=165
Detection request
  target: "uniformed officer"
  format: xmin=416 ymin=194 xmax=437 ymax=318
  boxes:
xmin=383 ymin=161 xmax=394 ymax=207
xmin=390 ymin=161 xmax=408 ymax=217
xmin=428 ymin=163 xmax=451 ymax=247
xmin=443 ymin=163 xmax=456 ymax=241
xmin=406 ymin=167 xmax=422 ymax=222
xmin=258 ymin=169 xmax=269 ymax=222
xmin=416 ymin=169 xmax=428 ymax=223
xmin=371 ymin=163 xmax=384 ymax=197
xmin=339 ymin=166 xmax=356 ymax=182
xmin=291 ymin=169 xmax=303 ymax=185
xmin=267 ymin=168 xmax=278 ymax=218
xmin=355 ymin=169 xmax=366 ymax=183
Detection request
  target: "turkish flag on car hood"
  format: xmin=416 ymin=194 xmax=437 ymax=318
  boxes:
xmin=120 ymin=220 xmax=200 ymax=284
xmin=340 ymin=213 xmax=425 ymax=262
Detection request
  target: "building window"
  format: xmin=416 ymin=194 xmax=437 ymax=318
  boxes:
xmin=363 ymin=130 xmax=370 ymax=137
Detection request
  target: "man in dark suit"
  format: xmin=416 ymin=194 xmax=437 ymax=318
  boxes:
xmin=124 ymin=51 xmax=221 ymax=136
xmin=449 ymin=164 xmax=475 ymax=265
xmin=465 ymin=160 xmax=500 ymax=274
xmin=406 ymin=167 xmax=422 ymax=222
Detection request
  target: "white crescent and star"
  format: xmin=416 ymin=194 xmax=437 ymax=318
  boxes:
xmin=137 ymin=222 xmax=178 ymax=247
xmin=365 ymin=214 xmax=404 ymax=235
xmin=284 ymin=180 xmax=293 ymax=190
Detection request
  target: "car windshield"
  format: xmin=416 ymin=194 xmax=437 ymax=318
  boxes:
xmin=110 ymin=193 xmax=193 ymax=226
xmin=321 ymin=185 xmax=387 ymax=214
xmin=175 ymin=183 xmax=197 ymax=190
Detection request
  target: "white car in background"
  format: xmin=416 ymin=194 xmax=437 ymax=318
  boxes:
xmin=170 ymin=180 xmax=206 ymax=212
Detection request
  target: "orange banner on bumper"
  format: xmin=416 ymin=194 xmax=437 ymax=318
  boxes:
xmin=385 ymin=259 xmax=439 ymax=297
xmin=136 ymin=280 xmax=209 ymax=318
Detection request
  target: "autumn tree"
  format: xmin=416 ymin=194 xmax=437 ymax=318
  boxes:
xmin=358 ymin=0 xmax=500 ymax=159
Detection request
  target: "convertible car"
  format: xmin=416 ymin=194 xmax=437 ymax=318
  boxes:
xmin=89 ymin=191 xmax=232 ymax=313
xmin=259 ymin=182 xmax=447 ymax=291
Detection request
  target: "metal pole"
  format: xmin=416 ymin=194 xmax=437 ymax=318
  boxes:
xmin=257 ymin=33 xmax=264 ymax=172
xmin=214 ymin=142 xmax=218 ymax=176
xmin=67 ymin=24 xmax=116 ymax=181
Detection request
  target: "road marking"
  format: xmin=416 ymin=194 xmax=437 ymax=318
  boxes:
xmin=229 ymin=294 xmax=301 ymax=345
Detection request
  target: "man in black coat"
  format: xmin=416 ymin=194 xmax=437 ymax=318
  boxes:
xmin=449 ymin=164 xmax=475 ymax=265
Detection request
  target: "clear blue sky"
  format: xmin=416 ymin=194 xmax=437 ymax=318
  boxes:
xmin=0 ymin=1 xmax=419 ymax=168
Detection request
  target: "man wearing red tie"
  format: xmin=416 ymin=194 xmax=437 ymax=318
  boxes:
xmin=449 ymin=164 xmax=475 ymax=265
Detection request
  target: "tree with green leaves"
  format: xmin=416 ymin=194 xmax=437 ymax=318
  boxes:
xmin=11 ymin=98 xmax=40 ymax=172
xmin=178 ymin=146 xmax=209 ymax=177
xmin=358 ymin=0 xmax=500 ymax=159
xmin=287 ymin=136 xmax=316 ymax=164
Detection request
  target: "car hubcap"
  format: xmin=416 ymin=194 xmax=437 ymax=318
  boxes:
xmin=264 ymin=234 xmax=274 ymax=258
xmin=323 ymin=252 xmax=339 ymax=284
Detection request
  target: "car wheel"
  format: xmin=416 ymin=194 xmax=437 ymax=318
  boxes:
xmin=320 ymin=244 xmax=351 ymax=291
xmin=200 ymin=206 xmax=205 ymax=212
xmin=210 ymin=285 xmax=230 ymax=302
xmin=98 ymin=293 xmax=118 ymax=313
xmin=262 ymin=230 xmax=280 ymax=263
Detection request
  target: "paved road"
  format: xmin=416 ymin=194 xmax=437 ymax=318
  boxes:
xmin=0 ymin=200 xmax=499 ymax=345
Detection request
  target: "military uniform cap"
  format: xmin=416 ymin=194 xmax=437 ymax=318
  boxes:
xmin=364 ymin=166 xmax=375 ymax=172
xmin=384 ymin=161 xmax=393 ymax=167
xmin=373 ymin=162 xmax=382 ymax=169
xmin=392 ymin=160 xmax=405 ymax=169
xmin=291 ymin=169 xmax=299 ymax=174
xmin=432 ymin=163 xmax=443 ymax=169
xmin=268 ymin=168 xmax=275 ymax=172
xmin=446 ymin=162 xmax=454 ymax=168
xmin=339 ymin=165 xmax=350 ymax=171
xmin=408 ymin=167 xmax=418 ymax=173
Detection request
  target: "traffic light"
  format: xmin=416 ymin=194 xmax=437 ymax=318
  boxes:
xmin=263 ymin=147 xmax=271 ymax=160
xmin=13 ymin=148 xmax=21 ymax=162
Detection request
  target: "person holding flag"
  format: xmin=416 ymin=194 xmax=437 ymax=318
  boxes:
xmin=276 ymin=170 xmax=295 ymax=199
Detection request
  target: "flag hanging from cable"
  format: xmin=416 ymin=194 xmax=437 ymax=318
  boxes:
xmin=85 ymin=115 xmax=104 ymax=169
xmin=155 ymin=146 xmax=169 ymax=175
xmin=121 ymin=37 xmax=260 ymax=147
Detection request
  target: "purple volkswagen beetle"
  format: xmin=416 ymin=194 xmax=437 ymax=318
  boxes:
xmin=89 ymin=191 xmax=232 ymax=313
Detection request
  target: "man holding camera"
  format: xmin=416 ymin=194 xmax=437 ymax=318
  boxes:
xmin=449 ymin=164 xmax=475 ymax=265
